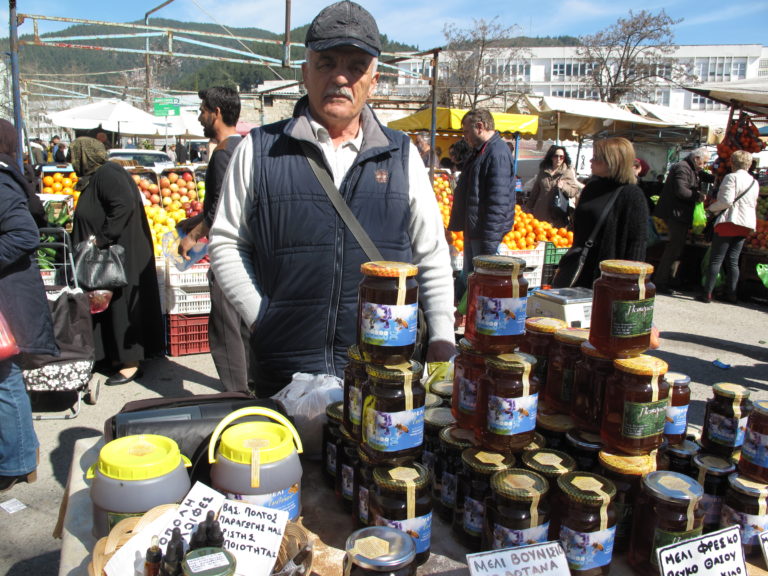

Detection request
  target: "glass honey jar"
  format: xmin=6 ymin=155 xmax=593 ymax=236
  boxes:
xmin=338 ymin=429 xmax=359 ymax=511
xmin=664 ymin=439 xmax=700 ymax=478
xmin=523 ymin=432 xmax=547 ymax=452
xmin=739 ymin=400 xmax=768 ymax=483
xmin=344 ymin=345 xmax=367 ymax=441
xmin=557 ymin=472 xmax=618 ymax=576
xmin=543 ymin=328 xmax=590 ymax=415
xmin=601 ymin=355 xmax=669 ymax=455
xmin=565 ymin=430 xmax=603 ymax=474
xmin=692 ymin=454 xmax=735 ymax=533
xmin=628 ymin=471 xmax=704 ymax=576
xmin=343 ymin=525 xmax=416 ymax=576
xmin=662 ymin=372 xmax=691 ymax=446
xmin=452 ymin=338 xmax=488 ymax=431
xmin=721 ymin=474 xmax=768 ymax=557
xmin=519 ymin=317 xmax=568 ymax=397
xmin=422 ymin=407 xmax=455 ymax=502
xmin=436 ymin=426 xmax=476 ymax=522
xmin=589 ymin=260 xmax=655 ymax=357
xmin=358 ymin=261 xmax=419 ymax=365
xmin=353 ymin=447 xmax=375 ymax=528
xmin=700 ymin=383 xmax=753 ymax=458
xmin=478 ymin=353 xmax=539 ymax=453
xmin=536 ymin=411 xmax=576 ymax=452
xmin=323 ymin=401 xmax=344 ymax=488
xmin=484 ymin=469 xmax=550 ymax=550
xmin=465 ymin=255 xmax=529 ymax=353
xmin=571 ymin=342 xmax=614 ymax=434
xmin=521 ymin=449 xmax=576 ymax=541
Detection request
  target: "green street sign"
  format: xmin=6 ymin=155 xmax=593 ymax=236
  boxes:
xmin=153 ymin=97 xmax=180 ymax=117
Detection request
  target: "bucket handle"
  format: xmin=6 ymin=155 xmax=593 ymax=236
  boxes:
xmin=207 ymin=406 xmax=303 ymax=464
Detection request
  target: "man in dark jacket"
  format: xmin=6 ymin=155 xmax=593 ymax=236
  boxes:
xmin=448 ymin=108 xmax=515 ymax=273
xmin=654 ymin=147 xmax=713 ymax=292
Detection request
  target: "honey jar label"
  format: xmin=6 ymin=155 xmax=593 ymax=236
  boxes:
xmin=350 ymin=536 xmax=390 ymax=559
xmin=721 ymin=504 xmax=768 ymax=547
xmin=341 ymin=463 xmax=354 ymax=499
xmin=664 ymin=404 xmax=689 ymax=436
xmin=358 ymin=485 xmax=370 ymax=524
xmin=441 ymin=471 xmax=458 ymax=506
xmin=700 ymin=493 xmax=724 ymax=527
xmin=560 ymin=525 xmax=616 ymax=570
xmin=363 ymin=406 xmax=424 ymax=452
xmin=487 ymin=393 xmax=538 ymax=436
xmin=742 ymin=429 xmax=768 ymax=467
xmin=492 ymin=522 xmax=549 ymax=549
xmin=463 ymin=496 xmax=485 ymax=536
xmin=474 ymin=296 xmax=526 ymax=337
xmin=378 ymin=512 xmax=433 ymax=554
xmin=325 ymin=441 xmax=337 ymax=476
xmin=610 ymin=298 xmax=654 ymax=338
xmin=222 ymin=484 xmax=301 ymax=521
xmin=622 ymin=399 xmax=668 ymax=439
xmin=349 ymin=387 xmax=362 ymax=426
xmin=457 ymin=375 xmax=479 ymax=414
xmin=706 ymin=413 xmax=747 ymax=448
xmin=359 ymin=302 xmax=418 ymax=347
xmin=650 ymin=527 xmax=703 ymax=566
xmin=476 ymin=451 xmax=507 ymax=465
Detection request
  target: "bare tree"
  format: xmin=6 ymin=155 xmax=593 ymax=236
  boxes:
xmin=577 ymin=10 xmax=692 ymax=103
xmin=440 ymin=17 xmax=529 ymax=109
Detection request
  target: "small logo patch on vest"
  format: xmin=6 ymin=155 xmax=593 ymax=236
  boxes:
xmin=374 ymin=169 xmax=389 ymax=183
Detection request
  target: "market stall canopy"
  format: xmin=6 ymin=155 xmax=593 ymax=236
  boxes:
xmin=47 ymin=99 xmax=169 ymax=137
xmin=683 ymin=79 xmax=768 ymax=116
xmin=387 ymin=107 xmax=539 ymax=136
xmin=630 ymin=101 xmax=730 ymax=144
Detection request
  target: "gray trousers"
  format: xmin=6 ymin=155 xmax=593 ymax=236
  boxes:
xmin=208 ymin=271 xmax=252 ymax=393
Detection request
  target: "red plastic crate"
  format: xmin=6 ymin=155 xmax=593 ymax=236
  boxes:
xmin=167 ymin=313 xmax=210 ymax=356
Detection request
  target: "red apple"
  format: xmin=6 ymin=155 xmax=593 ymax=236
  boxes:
xmin=150 ymin=193 xmax=161 ymax=205
xmin=161 ymin=187 xmax=172 ymax=198
xmin=182 ymin=172 xmax=194 ymax=182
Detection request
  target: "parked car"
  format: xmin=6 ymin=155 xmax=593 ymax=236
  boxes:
xmin=107 ymin=148 xmax=173 ymax=168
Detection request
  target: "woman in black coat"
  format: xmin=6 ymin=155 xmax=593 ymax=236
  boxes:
xmin=553 ymin=137 xmax=648 ymax=289
xmin=71 ymin=137 xmax=163 ymax=385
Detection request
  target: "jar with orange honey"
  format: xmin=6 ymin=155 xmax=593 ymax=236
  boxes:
xmin=543 ymin=327 xmax=590 ymax=415
xmin=662 ymin=372 xmax=691 ymax=446
xmin=739 ymin=400 xmax=768 ymax=482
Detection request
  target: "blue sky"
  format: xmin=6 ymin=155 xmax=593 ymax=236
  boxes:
xmin=4 ymin=0 xmax=766 ymax=50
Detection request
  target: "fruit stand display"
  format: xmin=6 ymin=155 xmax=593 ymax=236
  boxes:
xmin=38 ymin=164 xmax=79 ymax=231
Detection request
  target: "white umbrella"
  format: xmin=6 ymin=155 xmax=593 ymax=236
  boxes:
xmin=162 ymin=110 xmax=206 ymax=139
xmin=47 ymin=99 xmax=169 ymax=137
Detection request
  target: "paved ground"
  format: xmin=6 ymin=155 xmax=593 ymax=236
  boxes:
xmin=1 ymin=290 xmax=767 ymax=575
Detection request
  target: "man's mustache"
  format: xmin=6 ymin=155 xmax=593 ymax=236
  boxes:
xmin=324 ymin=87 xmax=353 ymax=101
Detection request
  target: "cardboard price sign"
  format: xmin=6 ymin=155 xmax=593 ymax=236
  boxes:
xmin=657 ymin=525 xmax=746 ymax=576
xmin=158 ymin=481 xmax=226 ymax=547
xmin=467 ymin=541 xmax=570 ymax=576
xmin=218 ymin=500 xmax=288 ymax=576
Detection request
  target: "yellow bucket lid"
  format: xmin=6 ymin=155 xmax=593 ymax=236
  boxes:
xmin=218 ymin=421 xmax=296 ymax=465
xmin=97 ymin=434 xmax=183 ymax=481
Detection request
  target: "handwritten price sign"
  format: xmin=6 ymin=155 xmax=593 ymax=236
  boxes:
xmin=158 ymin=481 xmax=226 ymax=547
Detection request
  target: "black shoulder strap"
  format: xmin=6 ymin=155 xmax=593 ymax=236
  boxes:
xmin=586 ymin=185 xmax=624 ymax=250
xmin=298 ymin=140 xmax=383 ymax=262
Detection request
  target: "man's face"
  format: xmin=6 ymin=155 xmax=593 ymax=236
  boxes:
xmin=302 ymin=47 xmax=379 ymax=129
xmin=198 ymin=104 xmax=217 ymax=139
xmin=462 ymin=120 xmax=483 ymax=148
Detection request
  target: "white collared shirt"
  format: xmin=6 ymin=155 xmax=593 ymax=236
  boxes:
xmin=307 ymin=113 xmax=363 ymax=189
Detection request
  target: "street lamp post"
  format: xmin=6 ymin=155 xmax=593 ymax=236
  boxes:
xmin=145 ymin=0 xmax=177 ymax=112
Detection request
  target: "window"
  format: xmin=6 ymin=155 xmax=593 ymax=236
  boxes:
xmin=732 ymin=60 xmax=747 ymax=79
xmin=552 ymin=61 xmax=593 ymax=78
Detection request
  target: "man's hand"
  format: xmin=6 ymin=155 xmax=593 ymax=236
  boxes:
xmin=177 ymin=218 xmax=209 ymax=260
xmin=426 ymin=339 xmax=458 ymax=363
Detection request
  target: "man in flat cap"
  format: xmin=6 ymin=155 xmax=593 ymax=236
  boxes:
xmin=210 ymin=1 xmax=456 ymax=397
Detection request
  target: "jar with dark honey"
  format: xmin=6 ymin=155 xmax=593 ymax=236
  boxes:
xmin=452 ymin=338 xmax=488 ymax=431
xmin=519 ymin=317 xmax=568 ymax=397
xmin=361 ymin=362 xmax=425 ymax=466
xmin=465 ymin=255 xmax=529 ymax=353
xmin=739 ymin=400 xmax=768 ymax=482
xmin=662 ymin=372 xmax=691 ymax=446
xmin=536 ymin=412 xmax=575 ymax=452
xmin=436 ymin=426 xmax=476 ymax=522
xmin=544 ymin=328 xmax=590 ymax=414
xmin=422 ymin=407 xmax=455 ymax=500
xmin=343 ymin=525 xmax=416 ymax=576
xmin=571 ymin=342 xmax=614 ymax=434
xmin=721 ymin=473 xmax=768 ymax=557
xmin=692 ymin=454 xmax=735 ymax=533
xmin=370 ymin=463 xmax=433 ymax=566
xmin=338 ymin=430 xmax=359 ymax=511
xmin=565 ymin=430 xmax=603 ymax=473
xmin=557 ymin=472 xmax=618 ymax=576
xmin=323 ymin=401 xmax=344 ymax=487
xmin=601 ymin=355 xmax=669 ymax=455
xmin=358 ymin=261 xmax=419 ymax=365
xmin=354 ymin=447 xmax=375 ymax=527
xmin=628 ymin=471 xmax=704 ymax=576
xmin=484 ymin=469 xmax=550 ymax=550
xmin=598 ymin=450 xmax=656 ymax=554
xmin=429 ymin=380 xmax=453 ymax=408
xmin=344 ymin=345 xmax=367 ymax=440
xmin=453 ymin=448 xmax=516 ymax=551
xmin=589 ymin=259 xmax=655 ymax=357
xmin=663 ymin=439 xmax=700 ymax=478
xmin=701 ymin=383 xmax=753 ymax=457
xmin=478 ymin=353 xmax=539 ymax=453
xmin=521 ymin=449 xmax=576 ymax=541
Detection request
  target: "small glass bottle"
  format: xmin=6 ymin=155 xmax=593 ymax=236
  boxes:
xmin=436 ymin=426 xmax=476 ymax=522
xmin=370 ymin=463 xmax=433 ymax=566
xmin=663 ymin=372 xmax=691 ymax=445
xmin=344 ymin=345 xmax=367 ymax=441
xmin=598 ymin=450 xmax=657 ymax=554
xmin=478 ymin=352 xmax=539 ymax=453
xmin=353 ymin=447 xmax=375 ymax=528
xmin=558 ymin=472 xmax=618 ymax=576
xmin=589 ymin=259 xmax=656 ymax=357
xmin=721 ymin=473 xmax=768 ymax=557
xmin=701 ymin=383 xmax=753 ymax=458
xmin=521 ymin=449 xmax=576 ymax=541
xmin=692 ymin=454 xmax=735 ymax=533
xmin=536 ymin=411 xmax=575 ymax=452
xmin=323 ymin=401 xmax=344 ymax=488
xmin=465 ymin=255 xmax=529 ymax=353
xmin=565 ymin=430 xmax=603 ymax=473
xmin=739 ymin=400 xmax=768 ymax=483
xmin=453 ymin=448 xmax=516 ymax=551
xmin=452 ymin=338 xmax=489 ymax=431
xmin=628 ymin=471 xmax=704 ymax=576
xmin=422 ymin=407 xmax=455 ymax=503
xmin=571 ymin=342 xmax=614 ymax=434
xmin=543 ymin=327 xmax=590 ymax=415
xmin=361 ymin=362 xmax=425 ymax=466
xmin=519 ymin=317 xmax=568 ymax=398
xmin=343 ymin=525 xmax=416 ymax=576
xmin=664 ymin=439 xmax=701 ymax=478
xmin=601 ymin=355 xmax=669 ymax=455
xmin=484 ymin=468 xmax=550 ymax=550
xmin=358 ymin=261 xmax=419 ymax=365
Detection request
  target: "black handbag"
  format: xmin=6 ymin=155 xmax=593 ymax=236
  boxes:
xmin=74 ymin=235 xmax=128 ymax=291
xmin=552 ymin=185 xmax=569 ymax=217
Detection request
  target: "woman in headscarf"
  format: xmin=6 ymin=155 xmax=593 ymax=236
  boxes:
xmin=71 ymin=137 xmax=163 ymax=385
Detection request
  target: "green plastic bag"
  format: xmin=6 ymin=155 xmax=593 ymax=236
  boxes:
xmin=758 ymin=263 xmax=768 ymax=289
xmin=692 ymin=202 xmax=707 ymax=235
xmin=700 ymin=244 xmax=724 ymax=290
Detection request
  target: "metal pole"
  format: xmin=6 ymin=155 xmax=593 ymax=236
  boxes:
xmin=9 ymin=0 xmax=24 ymax=171
xmin=429 ymin=50 xmax=439 ymax=182
xmin=282 ymin=0 xmax=291 ymax=68
xmin=145 ymin=0 xmax=177 ymax=112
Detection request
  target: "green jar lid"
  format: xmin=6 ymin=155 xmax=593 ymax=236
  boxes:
xmin=492 ymin=468 xmax=549 ymax=501
xmin=643 ymin=471 xmax=703 ymax=504
xmin=439 ymin=425 xmax=476 ymax=450
xmin=485 ymin=352 xmax=537 ymax=373
xmin=558 ymin=472 xmax=616 ymax=505
xmin=522 ymin=449 xmax=576 ymax=478
xmin=182 ymin=548 xmax=236 ymax=576
xmin=472 ymin=255 xmax=527 ymax=272
xmin=424 ymin=407 xmax=455 ymax=430
xmin=713 ymin=383 xmax=750 ymax=400
xmin=366 ymin=361 xmax=424 ymax=383
xmin=326 ymin=401 xmax=344 ymax=423
xmin=373 ymin=463 xmax=430 ymax=491
xmin=462 ymin=447 xmax=516 ymax=474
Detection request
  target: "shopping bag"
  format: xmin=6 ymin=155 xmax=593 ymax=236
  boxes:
xmin=0 ymin=309 xmax=20 ymax=361
xmin=757 ymin=263 xmax=768 ymax=289
xmin=74 ymin=236 xmax=128 ymax=291
xmin=691 ymin=202 xmax=707 ymax=235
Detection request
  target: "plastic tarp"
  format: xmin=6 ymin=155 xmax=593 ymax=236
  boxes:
xmin=630 ymin=101 xmax=730 ymax=144
xmin=387 ymin=107 xmax=539 ymax=135
xmin=683 ymin=79 xmax=768 ymax=116
xmin=47 ymin=99 xmax=169 ymax=137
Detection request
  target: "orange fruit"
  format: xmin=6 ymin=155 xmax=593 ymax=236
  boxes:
xmin=43 ymin=175 xmax=54 ymax=186
xmin=52 ymin=182 xmax=63 ymax=192
xmin=53 ymin=172 xmax=64 ymax=182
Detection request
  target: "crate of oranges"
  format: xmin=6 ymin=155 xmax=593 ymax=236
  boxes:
xmin=39 ymin=165 xmax=80 ymax=209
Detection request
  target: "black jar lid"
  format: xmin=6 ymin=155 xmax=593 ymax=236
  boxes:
xmin=643 ymin=471 xmax=703 ymax=504
xmin=726 ymin=473 xmax=768 ymax=499
xmin=522 ymin=449 xmax=576 ymax=478
xmin=345 ymin=526 xmax=416 ymax=571
xmin=366 ymin=361 xmax=424 ymax=383
xmin=462 ymin=447 xmax=516 ymax=475
xmin=373 ymin=463 xmax=430 ymax=491
xmin=565 ymin=430 xmax=603 ymax=452
xmin=424 ymin=407 xmax=455 ymax=430
xmin=492 ymin=468 xmax=549 ymax=501
xmin=439 ymin=425 xmax=476 ymax=450
xmin=326 ymin=401 xmax=344 ymax=423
